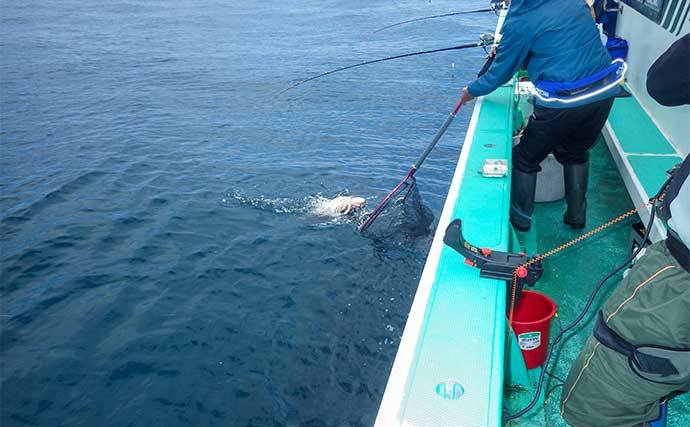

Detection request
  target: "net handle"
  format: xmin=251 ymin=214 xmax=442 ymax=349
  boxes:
xmin=413 ymin=99 xmax=463 ymax=170
xmin=360 ymin=98 xmax=463 ymax=233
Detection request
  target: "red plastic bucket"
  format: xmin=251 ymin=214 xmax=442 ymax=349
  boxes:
xmin=511 ymin=290 xmax=557 ymax=369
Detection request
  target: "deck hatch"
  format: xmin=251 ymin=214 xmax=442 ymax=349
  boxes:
xmin=435 ymin=381 xmax=465 ymax=400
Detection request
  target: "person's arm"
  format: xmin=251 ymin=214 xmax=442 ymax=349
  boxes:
xmin=585 ymin=0 xmax=596 ymax=20
xmin=646 ymin=34 xmax=690 ymax=107
xmin=466 ymin=18 xmax=533 ymax=98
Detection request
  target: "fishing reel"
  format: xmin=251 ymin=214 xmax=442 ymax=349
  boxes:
xmin=479 ymin=33 xmax=495 ymax=46
xmin=443 ymin=219 xmax=543 ymax=289
xmin=478 ymin=33 xmax=497 ymax=66
xmin=490 ymin=0 xmax=507 ymax=13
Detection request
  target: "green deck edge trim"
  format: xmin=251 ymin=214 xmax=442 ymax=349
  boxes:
xmin=607 ymin=94 xmax=677 ymax=155
xmin=627 ymin=155 xmax=683 ymax=196
xmin=396 ymin=85 xmax=515 ymax=426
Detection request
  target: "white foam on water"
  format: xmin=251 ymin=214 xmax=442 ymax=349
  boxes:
xmin=222 ymin=190 xmax=307 ymax=214
xmin=222 ymin=190 xmax=367 ymax=226
xmin=223 ymin=186 xmax=434 ymax=236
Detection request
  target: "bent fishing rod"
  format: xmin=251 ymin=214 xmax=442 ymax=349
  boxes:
xmin=373 ymin=8 xmax=493 ymax=33
xmin=279 ymin=36 xmax=493 ymax=94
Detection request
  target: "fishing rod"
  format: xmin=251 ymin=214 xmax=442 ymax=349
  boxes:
xmin=279 ymin=36 xmax=493 ymax=94
xmin=373 ymin=8 xmax=493 ymax=33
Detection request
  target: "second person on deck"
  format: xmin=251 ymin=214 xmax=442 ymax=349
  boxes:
xmin=461 ymin=0 xmax=621 ymax=231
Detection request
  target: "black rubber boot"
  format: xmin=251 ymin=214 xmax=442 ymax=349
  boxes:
xmin=510 ymin=169 xmax=538 ymax=232
xmin=563 ymin=161 xmax=589 ymax=230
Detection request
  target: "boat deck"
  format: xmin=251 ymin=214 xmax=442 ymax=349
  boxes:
xmin=507 ymin=139 xmax=690 ymax=426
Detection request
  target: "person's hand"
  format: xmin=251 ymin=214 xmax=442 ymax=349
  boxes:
xmin=488 ymin=44 xmax=498 ymax=59
xmin=461 ymin=86 xmax=475 ymax=104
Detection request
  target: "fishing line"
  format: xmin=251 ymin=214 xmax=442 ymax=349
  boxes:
xmin=279 ymin=40 xmax=489 ymax=94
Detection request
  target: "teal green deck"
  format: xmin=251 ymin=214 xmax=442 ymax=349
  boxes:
xmin=504 ymin=89 xmax=690 ymax=425
xmin=607 ymin=95 xmax=678 ymax=155
xmin=605 ymin=91 xmax=683 ymax=201
xmin=507 ymin=140 xmax=690 ymax=427
xmin=627 ymin=155 xmax=683 ymax=195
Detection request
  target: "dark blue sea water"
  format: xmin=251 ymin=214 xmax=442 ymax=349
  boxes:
xmin=1 ymin=1 xmax=495 ymax=425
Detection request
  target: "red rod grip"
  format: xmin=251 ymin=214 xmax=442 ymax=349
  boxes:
xmin=451 ymin=99 xmax=463 ymax=116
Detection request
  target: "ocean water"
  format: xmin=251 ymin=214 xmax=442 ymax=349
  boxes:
xmin=0 ymin=1 xmax=496 ymax=425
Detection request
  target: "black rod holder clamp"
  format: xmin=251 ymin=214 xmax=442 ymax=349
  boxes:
xmin=443 ymin=219 xmax=543 ymax=288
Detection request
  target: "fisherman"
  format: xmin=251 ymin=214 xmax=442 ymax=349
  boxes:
xmin=560 ymin=34 xmax=690 ymax=426
xmin=461 ymin=0 xmax=620 ymax=231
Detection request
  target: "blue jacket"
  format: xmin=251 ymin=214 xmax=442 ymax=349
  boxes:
xmin=467 ymin=0 xmax=612 ymax=101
